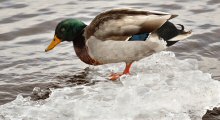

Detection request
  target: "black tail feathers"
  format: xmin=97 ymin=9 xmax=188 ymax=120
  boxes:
xmin=176 ymin=24 xmax=185 ymax=32
xmin=155 ymin=21 xmax=189 ymax=46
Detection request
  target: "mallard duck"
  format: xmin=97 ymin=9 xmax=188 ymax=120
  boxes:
xmin=45 ymin=8 xmax=192 ymax=80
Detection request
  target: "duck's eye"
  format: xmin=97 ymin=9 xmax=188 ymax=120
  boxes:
xmin=61 ymin=28 xmax=65 ymax=32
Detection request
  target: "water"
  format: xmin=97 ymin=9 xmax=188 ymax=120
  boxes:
xmin=0 ymin=0 xmax=220 ymax=119
xmin=1 ymin=52 xmax=220 ymax=120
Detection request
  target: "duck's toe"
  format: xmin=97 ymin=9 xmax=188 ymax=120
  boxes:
xmin=109 ymin=72 xmax=131 ymax=81
xmin=109 ymin=73 xmax=123 ymax=81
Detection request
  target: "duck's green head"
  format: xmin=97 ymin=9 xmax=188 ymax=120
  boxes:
xmin=45 ymin=19 xmax=86 ymax=52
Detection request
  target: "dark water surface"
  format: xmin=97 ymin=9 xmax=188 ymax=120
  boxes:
xmin=0 ymin=0 xmax=220 ymax=107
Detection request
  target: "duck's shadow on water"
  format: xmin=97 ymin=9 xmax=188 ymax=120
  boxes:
xmin=30 ymin=67 xmax=104 ymax=101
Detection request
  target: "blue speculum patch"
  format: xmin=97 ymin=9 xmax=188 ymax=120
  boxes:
xmin=129 ymin=33 xmax=149 ymax=41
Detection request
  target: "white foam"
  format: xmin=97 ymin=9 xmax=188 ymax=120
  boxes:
xmin=0 ymin=51 xmax=220 ymax=120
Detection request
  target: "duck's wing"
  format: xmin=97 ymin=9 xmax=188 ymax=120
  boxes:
xmin=85 ymin=8 xmax=178 ymax=41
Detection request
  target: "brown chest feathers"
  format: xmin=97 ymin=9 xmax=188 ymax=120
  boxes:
xmin=74 ymin=46 xmax=101 ymax=65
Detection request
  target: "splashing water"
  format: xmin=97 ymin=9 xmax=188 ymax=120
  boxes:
xmin=0 ymin=51 xmax=219 ymax=120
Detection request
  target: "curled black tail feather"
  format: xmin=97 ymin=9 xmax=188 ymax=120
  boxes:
xmin=177 ymin=24 xmax=184 ymax=32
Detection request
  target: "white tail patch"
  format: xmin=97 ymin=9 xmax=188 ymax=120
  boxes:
xmin=169 ymin=30 xmax=192 ymax=41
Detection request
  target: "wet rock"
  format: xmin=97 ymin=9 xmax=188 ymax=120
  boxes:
xmin=30 ymin=67 xmax=92 ymax=101
xmin=30 ymin=87 xmax=51 ymax=101
xmin=202 ymin=107 xmax=220 ymax=120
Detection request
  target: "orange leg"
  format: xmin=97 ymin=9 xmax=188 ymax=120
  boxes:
xmin=110 ymin=63 xmax=132 ymax=80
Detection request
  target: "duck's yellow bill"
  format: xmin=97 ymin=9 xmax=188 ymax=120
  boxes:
xmin=45 ymin=35 xmax=61 ymax=52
